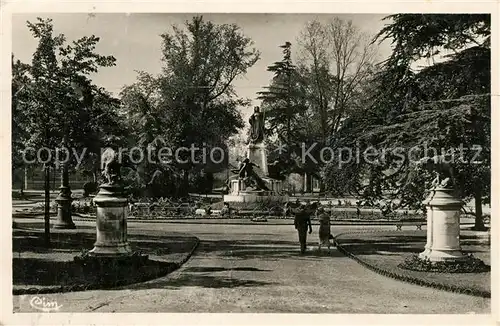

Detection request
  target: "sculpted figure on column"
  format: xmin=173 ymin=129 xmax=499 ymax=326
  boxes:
xmin=248 ymin=106 xmax=264 ymax=144
xmin=417 ymin=154 xmax=455 ymax=189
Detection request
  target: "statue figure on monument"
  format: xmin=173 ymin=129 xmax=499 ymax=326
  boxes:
xmin=417 ymin=154 xmax=455 ymax=189
xmin=101 ymin=148 xmax=122 ymax=185
xmin=101 ymin=148 xmax=137 ymax=186
xmin=248 ymin=106 xmax=264 ymax=144
xmin=268 ymin=159 xmax=287 ymax=180
xmin=237 ymin=158 xmax=269 ymax=191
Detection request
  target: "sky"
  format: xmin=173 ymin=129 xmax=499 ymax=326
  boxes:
xmin=12 ymin=13 xmax=393 ymax=122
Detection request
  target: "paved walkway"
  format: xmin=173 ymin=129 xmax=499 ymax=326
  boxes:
xmin=13 ymin=221 xmax=490 ymax=313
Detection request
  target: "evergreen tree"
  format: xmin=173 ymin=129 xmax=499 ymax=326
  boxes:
xmin=258 ymin=42 xmax=308 ymax=158
xmin=324 ymin=14 xmax=490 ymax=229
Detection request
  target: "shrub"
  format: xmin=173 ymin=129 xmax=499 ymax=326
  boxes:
xmin=82 ymin=182 xmax=98 ymax=197
xmin=398 ymin=254 xmax=490 ymax=273
xmin=71 ymin=198 xmax=96 ymax=215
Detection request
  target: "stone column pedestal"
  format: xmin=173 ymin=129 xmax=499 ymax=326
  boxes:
xmin=89 ymin=183 xmax=131 ymax=257
xmin=419 ymin=187 xmax=465 ymax=262
xmin=419 ymin=192 xmax=434 ymax=258
xmin=247 ymin=143 xmax=268 ymax=176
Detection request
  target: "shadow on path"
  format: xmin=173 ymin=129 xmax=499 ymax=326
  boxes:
xmin=337 ymin=234 xmax=490 ymax=257
xmin=13 ymin=227 xmax=196 ymax=256
xmin=183 ymin=266 xmax=271 ymax=273
xmin=128 ymin=272 xmax=275 ymax=290
xmin=195 ymin=238 xmax=344 ymax=261
xmin=119 ymin=232 xmax=343 ymax=290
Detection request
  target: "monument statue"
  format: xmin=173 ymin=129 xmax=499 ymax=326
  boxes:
xmin=101 ymin=148 xmax=137 ymax=186
xmin=101 ymin=148 xmax=122 ymax=185
xmin=267 ymin=159 xmax=287 ymax=180
xmin=416 ymin=154 xmax=455 ymax=189
xmin=224 ymin=105 xmax=286 ymax=201
xmin=237 ymin=158 xmax=269 ymax=191
xmin=248 ymin=106 xmax=264 ymax=144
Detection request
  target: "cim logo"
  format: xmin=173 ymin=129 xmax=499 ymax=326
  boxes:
xmin=29 ymin=296 xmax=63 ymax=312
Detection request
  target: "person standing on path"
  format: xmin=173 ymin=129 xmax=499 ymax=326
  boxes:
xmin=294 ymin=204 xmax=312 ymax=254
xmin=317 ymin=207 xmax=332 ymax=253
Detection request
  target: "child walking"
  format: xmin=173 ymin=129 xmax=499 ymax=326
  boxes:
xmin=317 ymin=207 xmax=332 ymax=253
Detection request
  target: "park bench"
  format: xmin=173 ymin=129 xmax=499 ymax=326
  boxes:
xmin=395 ymin=218 xmax=426 ymax=231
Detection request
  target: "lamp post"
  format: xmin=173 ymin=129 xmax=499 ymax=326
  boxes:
xmin=54 ymin=79 xmax=88 ymax=228
xmin=54 ymin=136 xmax=75 ymax=229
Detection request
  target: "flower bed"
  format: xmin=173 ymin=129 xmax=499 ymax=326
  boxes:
xmin=399 ymin=254 xmax=490 ymax=273
xmin=28 ymin=198 xmax=96 ymax=215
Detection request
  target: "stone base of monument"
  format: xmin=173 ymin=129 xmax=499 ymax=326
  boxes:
xmin=417 ymin=186 xmax=469 ymax=262
xmin=74 ymin=251 xmax=149 ymax=267
xmin=224 ymin=193 xmax=287 ymax=203
xmin=74 ymin=181 xmax=153 ymax=282
xmin=247 ymin=142 xmax=268 ymax=176
xmin=418 ymin=249 xmax=468 ymax=262
xmin=223 ymin=177 xmax=288 ymax=203
xmin=397 ymin=187 xmax=489 ymax=273
xmin=88 ymin=183 xmax=133 ymax=257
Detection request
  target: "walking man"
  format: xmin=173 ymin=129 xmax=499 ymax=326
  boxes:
xmin=294 ymin=204 xmax=312 ymax=254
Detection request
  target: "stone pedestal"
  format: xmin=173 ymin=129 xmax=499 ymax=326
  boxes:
xmin=224 ymin=177 xmax=287 ymax=203
xmin=89 ymin=184 xmax=131 ymax=257
xmin=247 ymin=143 xmax=268 ymax=176
xmin=54 ymin=165 xmax=75 ymax=229
xmin=419 ymin=198 xmax=433 ymax=258
xmin=419 ymin=187 xmax=466 ymax=262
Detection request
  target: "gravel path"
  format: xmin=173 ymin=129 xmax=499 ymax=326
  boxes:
xmin=13 ymin=222 xmax=490 ymax=313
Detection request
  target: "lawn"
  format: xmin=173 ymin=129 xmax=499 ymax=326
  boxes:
xmin=12 ymin=222 xmax=199 ymax=294
xmin=335 ymin=230 xmax=490 ymax=297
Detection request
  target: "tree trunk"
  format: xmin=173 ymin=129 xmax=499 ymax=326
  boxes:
xmin=93 ymin=155 xmax=99 ymax=184
xmin=24 ymin=166 xmax=29 ymax=191
xmin=44 ymin=165 xmax=51 ymax=247
xmin=183 ymin=169 xmax=189 ymax=196
xmin=52 ymin=167 xmax=56 ymax=191
xmin=19 ymin=166 xmax=25 ymax=196
xmin=303 ymin=173 xmax=310 ymax=193
xmin=319 ymin=179 xmax=325 ymax=193
xmin=473 ymin=180 xmax=486 ymax=231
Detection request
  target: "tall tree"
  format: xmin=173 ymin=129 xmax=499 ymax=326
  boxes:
xmin=120 ymin=16 xmax=259 ymax=196
xmin=13 ymin=18 xmax=117 ymax=245
xmin=258 ymin=42 xmax=308 ymax=156
xmin=74 ymin=84 xmax=124 ymax=185
xmin=159 ymin=16 xmax=258 ymax=147
xmin=325 ymin=14 xmax=490 ymax=228
xmin=296 ymin=18 xmax=377 ymax=141
xmin=12 ymin=56 xmax=32 ymax=193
